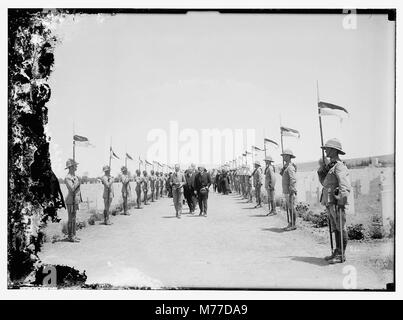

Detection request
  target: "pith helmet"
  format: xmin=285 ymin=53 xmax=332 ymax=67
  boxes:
xmin=254 ymin=161 xmax=261 ymax=166
xmin=321 ymin=138 xmax=345 ymax=155
xmin=102 ymin=165 xmax=110 ymax=172
xmin=281 ymin=149 xmax=295 ymax=158
xmin=65 ymin=158 xmax=78 ymax=169
xmin=264 ymin=156 xmax=274 ymax=162
xmin=121 ymin=166 xmax=127 ymax=172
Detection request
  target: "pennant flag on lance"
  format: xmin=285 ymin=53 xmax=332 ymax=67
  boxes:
xmin=252 ymin=146 xmax=264 ymax=151
xmin=145 ymin=160 xmax=152 ymax=166
xmin=126 ymin=153 xmax=133 ymax=160
xmin=73 ymin=134 xmax=95 ymax=147
xmin=318 ymin=101 xmax=349 ymax=119
xmin=138 ymin=157 xmax=143 ymax=164
xmin=264 ymin=138 xmax=279 ymax=147
xmin=280 ymin=126 xmax=300 ymax=138
xmin=110 ymin=147 xmax=119 ymax=159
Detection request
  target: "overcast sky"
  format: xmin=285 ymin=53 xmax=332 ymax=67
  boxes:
xmin=46 ymin=12 xmax=395 ymax=177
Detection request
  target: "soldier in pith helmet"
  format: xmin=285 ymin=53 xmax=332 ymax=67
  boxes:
xmin=264 ymin=156 xmax=277 ymax=216
xmin=318 ymin=138 xmax=351 ymax=264
xmin=150 ymin=170 xmax=156 ymax=202
xmin=134 ymin=169 xmax=143 ymax=209
xmin=101 ymin=165 xmax=114 ymax=225
xmin=280 ymin=149 xmax=297 ymax=231
xmin=120 ymin=166 xmax=131 ymax=215
xmin=64 ymin=159 xmax=82 ymax=242
xmin=252 ymin=161 xmax=263 ymax=208
xmin=142 ymin=170 xmax=150 ymax=205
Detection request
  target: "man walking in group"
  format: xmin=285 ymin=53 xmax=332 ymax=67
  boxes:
xmin=280 ymin=149 xmax=297 ymax=231
xmin=171 ymin=164 xmax=186 ymax=218
xmin=264 ymin=156 xmax=277 ymax=216
xmin=120 ymin=166 xmax=131 ymax=215
xmin=194 ymin=164 xmax=211 ymax=217
xmin=252 ymin=161 xmax=263 ymax=208
xmin=318 ymin=138 xmax=351 ymax=264
xmin=64 ymin=158 xmax=82 ymax=242
xmin=101 ymin=165 xmax=114 ymax=225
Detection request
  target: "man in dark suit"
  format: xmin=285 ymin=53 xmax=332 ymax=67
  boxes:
xmin=194 ymin=165 xmax=211 ymax=217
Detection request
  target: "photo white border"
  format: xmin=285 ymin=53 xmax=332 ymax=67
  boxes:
xmin=1 ymin=0 xmax=401 ymax=300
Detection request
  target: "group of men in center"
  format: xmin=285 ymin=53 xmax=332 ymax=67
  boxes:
xmin=170 ymin=163 xmax=212 ymax=219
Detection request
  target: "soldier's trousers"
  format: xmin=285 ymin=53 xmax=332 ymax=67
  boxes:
xmin=143 ymin=189 xmax=148 ymax=204
xmin=266 ymin=188 xmax=276 ymax=212
xmin=66 ymin=204 xmax=78 ymax=239
xmin=136 ymin=187 xmax=142 ymax=208
xmin=103 ymin=197 xmax=112 ymax=224
xmin=155 ymin=186 xmax=160 ymax=200
xmin=172 ymin=187 xmax=183 ymax=216
xmin=327 ymin=204 xmax=348 ymax=253
xmin=255 ymin=185 xmax=262 ymax=205
xmin=284 ymin=193 xmax=296 ymax=226
xmin=122 ymin=194 xmax=128 ymax=214
xmin=247 ymin=185 xmax=252 ymax=201
xmin=150 ymin=187 xmax=155 ymax=201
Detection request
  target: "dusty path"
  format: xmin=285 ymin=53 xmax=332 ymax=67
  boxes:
xmin=39 ymin=192 xmax=387 ymax=289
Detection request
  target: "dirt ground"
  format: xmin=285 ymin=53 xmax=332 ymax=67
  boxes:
xmin=39 ymin=191 xmax=393 ymax=290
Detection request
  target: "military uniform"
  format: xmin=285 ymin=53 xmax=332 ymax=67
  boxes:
xmin=64 ymin=159 xmax=82 ymax=242
xmin=120 ymin=167 xmax=131 ymax=215
xmin=264 ymin=156 xmax=277 ymax=215
xmin=142 ymin=171 xmax=149 ymax=205
xmin=318 ymin=138 xmax=351 ymax=264
xmin=160 ymin=172 xmax=165 ymax=197
xmin=150 ymin=171 xmax=156 ymax=202
xmin=252 ymin=161 xmax=263 ymax=207
xmin=134 ymin=171 xmax=143 ymax=209
xmin=280 ymin=149 xmax=297 ymax=231
xmin=101 ymin=166 xmax=114 ymax=225
xmin=155 ymin=172 xmax=160 ymax=200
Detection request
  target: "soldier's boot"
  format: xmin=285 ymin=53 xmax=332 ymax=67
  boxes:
xmin=328 ymin=231 xmax=346 ymax=264
xmin=328 ymin=253 xmax=346 ymax=264
xmin=105 ymin=211 xmax=109 ymax=225
xmin=67 ymin=221 xmax=73 ymax=241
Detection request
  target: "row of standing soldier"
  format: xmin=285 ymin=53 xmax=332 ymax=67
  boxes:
xmin=64 ymin=162 xmax=170 ymax=242
xmin=223 ymin=138 xmax=351 ymax=264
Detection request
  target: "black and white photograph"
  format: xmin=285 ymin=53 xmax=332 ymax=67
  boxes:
xmin=4 ymin=1 xmax=401 ymax=299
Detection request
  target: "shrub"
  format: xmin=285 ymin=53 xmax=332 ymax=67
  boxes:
xmin=368 ymin=215 xmax=384 ymax=239
xmin=295 ymin=202 xmax=310 ymax=218
xmin=309 ymin=210 xmax=329 ymax=228
xmin=34 ymin=264 xmax=87 ymax=287
xmin=347 ymin=223 xmax=366 ymax=240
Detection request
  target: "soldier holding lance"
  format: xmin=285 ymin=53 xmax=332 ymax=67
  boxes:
xmin=318 ymin=138 xmax=351 ymax=264
xmin=142 ymin=170 xmax=150 ymax=205
xmin=134 ymin=169 xmax=143 ymax=209
xmin=101 ymin=165 xmax=114 ymax=225
xmin=264 ymin=156 xmax=277 ymax=216
xmin=120 ymin=166 xmax=131 ymax=215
